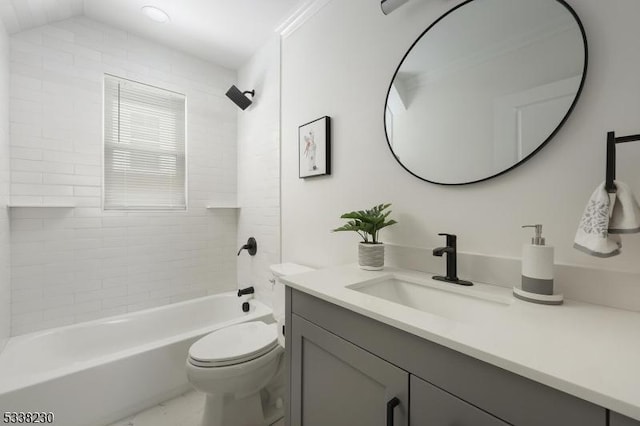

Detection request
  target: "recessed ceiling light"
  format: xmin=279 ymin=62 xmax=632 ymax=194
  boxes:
xmin=141 ymin=6 xmax=170 ymax=23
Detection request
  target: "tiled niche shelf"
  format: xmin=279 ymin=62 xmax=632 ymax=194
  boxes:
xmin=205 ymin=204 xmax=241 ymax=209
xmin=7 ymin=204 xmax=75 ymax=208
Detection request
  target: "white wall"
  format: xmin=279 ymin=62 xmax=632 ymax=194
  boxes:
xmin=0 ymin=19 xmax=10 ymax=350
xmin=237 ymin=37 xmax=282 ymax=307
xmin=9 ymin=17 xmax=239 ymax=335
xmin=281 ymin=1 xmax=640 ymax=305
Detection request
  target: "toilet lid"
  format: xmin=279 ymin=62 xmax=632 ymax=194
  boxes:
xmin=189 ymin=321 xmax=278 ymax=367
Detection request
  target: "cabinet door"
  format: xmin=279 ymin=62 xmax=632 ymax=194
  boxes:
xmin=611 ymin=412 xmax=640 ymax=426
xmin=290 ymin=314 xmax=408 ymax=426
xmin=410 ymin=375 xmax=509 ymax=426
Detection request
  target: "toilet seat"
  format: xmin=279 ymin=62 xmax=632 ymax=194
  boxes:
xmin=189 ymin=321 xmax=278 ymax=368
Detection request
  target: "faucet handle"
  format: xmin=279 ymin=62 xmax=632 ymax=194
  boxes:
xmin=437 ymin=233 xmax=457 ymax=246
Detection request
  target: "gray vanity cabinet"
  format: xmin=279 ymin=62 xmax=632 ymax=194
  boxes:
xmin=289 ymin=314 xmax=408 ymax=426
xmin=286 ymin=287 xmax=609 ymax=426
xmin=611 ymin=412 xmax=640 ymax=426
xmin=410 ymin=375 xmax=509 ymax=426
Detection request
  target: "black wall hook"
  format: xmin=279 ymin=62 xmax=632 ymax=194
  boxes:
xmin=237 ymin=237 xmax=257 ymax=256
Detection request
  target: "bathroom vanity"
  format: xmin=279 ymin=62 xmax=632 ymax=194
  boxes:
xmin=282 ymin=265 xmax=640 ymax=426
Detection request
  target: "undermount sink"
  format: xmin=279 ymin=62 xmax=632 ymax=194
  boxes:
xmin=346 ymin=273 xmax=512 ymax=322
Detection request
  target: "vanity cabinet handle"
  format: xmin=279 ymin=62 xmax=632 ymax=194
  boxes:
xmin=386 ymin=397 xmax=400 ymax=426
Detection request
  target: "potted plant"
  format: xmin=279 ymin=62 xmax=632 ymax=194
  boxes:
xmin=332 ymin=203 xmax=398 ymax=270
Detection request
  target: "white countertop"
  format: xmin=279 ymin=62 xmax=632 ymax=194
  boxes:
xmin=281 ymin=264 xmax=640 ymax=421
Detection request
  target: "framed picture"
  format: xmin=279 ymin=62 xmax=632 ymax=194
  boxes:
xmin=299 ymin=116 xmax=331 ymax=178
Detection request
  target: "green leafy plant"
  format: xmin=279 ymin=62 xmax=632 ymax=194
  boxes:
xmin=332 ymin=203 xmax=398 ymax=244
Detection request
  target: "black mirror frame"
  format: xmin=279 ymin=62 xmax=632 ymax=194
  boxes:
xmin=383 ymin=0 xmax=588 ymax=186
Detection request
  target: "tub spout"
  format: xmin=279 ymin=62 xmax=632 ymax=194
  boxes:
xmin=237 ymin=286 xmax=255 ymax=297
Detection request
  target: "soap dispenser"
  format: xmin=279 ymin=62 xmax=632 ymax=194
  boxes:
xmin=513 ymin=224 xmax=563 ymax=305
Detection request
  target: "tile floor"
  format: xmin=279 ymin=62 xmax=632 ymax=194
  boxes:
xmin=107 ymin=390 xmax=284 ymax=426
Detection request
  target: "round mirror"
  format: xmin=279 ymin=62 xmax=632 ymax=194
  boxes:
xmin=384 ymin=0 xmax=587 ymax=185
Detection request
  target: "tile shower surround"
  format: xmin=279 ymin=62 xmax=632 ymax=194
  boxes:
xmin=0 ymin=19 xmax=10 ymax=351
xmin=8 ymin=16 xmax=239 ymax=335
xmin=236 ymin=37 xmax=281 ymax=308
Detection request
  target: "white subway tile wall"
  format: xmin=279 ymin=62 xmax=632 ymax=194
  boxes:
xmin=9 ymin=17 xmax=239 ymax=335
xmin=0 ymin=21 xmax=10 ymax=351
xmin=236 ymin=38 xmax=281 ymax=307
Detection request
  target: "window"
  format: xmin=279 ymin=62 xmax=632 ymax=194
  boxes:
xmin=104 ymin=75 xmax=186 ymax=210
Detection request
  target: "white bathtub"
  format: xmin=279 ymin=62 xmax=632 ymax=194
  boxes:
xmin=0 ymin=293 xmax=272 ymax=426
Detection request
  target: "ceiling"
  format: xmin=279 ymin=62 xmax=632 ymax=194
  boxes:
xmin=0 ymin=0 xmax=303 ymax=69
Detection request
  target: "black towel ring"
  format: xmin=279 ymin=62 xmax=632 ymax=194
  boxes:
xmin=605 ymin=131 xmax=640 ymax=193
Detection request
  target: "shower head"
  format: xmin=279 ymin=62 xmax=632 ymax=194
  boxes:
xmin=225 ymin=85 xmax=255 ymax=110
xmin=381 ymin=0 xmax=409 ymax=15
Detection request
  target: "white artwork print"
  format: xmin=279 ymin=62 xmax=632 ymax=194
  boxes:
xmin=303 ymin=129 xmax=317 ymax=172
xmin=299 ymin=117 xmax=329 ymax=177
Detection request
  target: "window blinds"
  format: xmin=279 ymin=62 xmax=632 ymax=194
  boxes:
xmin=104 ymin=75 xmax=186 ymax=210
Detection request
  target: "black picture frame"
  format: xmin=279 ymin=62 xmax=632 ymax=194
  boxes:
xmin=299 ymin=116 xmax=331 ymax=178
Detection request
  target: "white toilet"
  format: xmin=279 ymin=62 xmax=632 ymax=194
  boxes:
xmin=186 ymin=263 xmax=314 ymax=426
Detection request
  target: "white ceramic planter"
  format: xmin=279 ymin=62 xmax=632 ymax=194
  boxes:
xmin=358 ymin=242 xmax=384 ymax=270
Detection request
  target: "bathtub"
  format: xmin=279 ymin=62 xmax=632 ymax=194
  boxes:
xmin=0 ymin=293 xmax=272 ymax=426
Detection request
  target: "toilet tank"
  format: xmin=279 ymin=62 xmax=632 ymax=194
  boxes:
xmin=270 ymin=263 xmax=315 ymax=279
xmin=270 ymin=263 xmax=315 ymax=347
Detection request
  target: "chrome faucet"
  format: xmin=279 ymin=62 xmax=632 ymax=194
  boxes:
xmin=432 ymin=233 xmax=473 ymax=286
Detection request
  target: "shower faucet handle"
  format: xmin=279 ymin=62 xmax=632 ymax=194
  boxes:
xmin=237 ymin=237 xmax=257 ymax=256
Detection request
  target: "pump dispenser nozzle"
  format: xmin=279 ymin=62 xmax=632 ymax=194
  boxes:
xmin=522 ymin=224 xmax=545 ymax=245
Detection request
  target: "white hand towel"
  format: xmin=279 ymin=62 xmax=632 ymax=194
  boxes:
xmin=608 ymin=181 xmax=640 ymax=234
xmin=574 ymin=182 xmax=621 ymax=257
